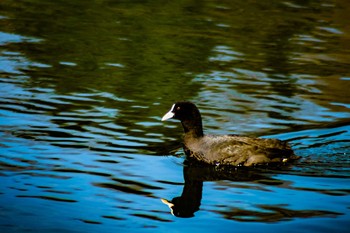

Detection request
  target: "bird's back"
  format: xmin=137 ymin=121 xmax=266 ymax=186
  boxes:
xmin=184 ymin=134 xmax=297 ymax=166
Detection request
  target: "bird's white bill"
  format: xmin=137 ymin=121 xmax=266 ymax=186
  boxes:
xmin=161 ymin=110 xmax=174 ymax=121
xmin=161 ymin=104 xmax=175 ymax=121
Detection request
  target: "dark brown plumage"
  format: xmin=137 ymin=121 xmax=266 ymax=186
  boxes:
xmin=162 ymin=101 xmax=299 ymax=166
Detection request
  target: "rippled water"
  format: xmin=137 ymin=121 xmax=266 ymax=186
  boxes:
xmin=1 ymin=0 xmax=350 ymax=232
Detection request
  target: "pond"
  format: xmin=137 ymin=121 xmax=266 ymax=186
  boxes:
xmin=0 ymin=0 xmax=349 ymax=232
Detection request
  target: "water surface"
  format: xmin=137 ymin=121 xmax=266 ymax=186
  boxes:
xmin=0 ymin=0 xmax=349 ymax=232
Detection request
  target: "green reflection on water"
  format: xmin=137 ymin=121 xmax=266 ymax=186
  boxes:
xmin=1 ymin=0 xmax=349 ymax=102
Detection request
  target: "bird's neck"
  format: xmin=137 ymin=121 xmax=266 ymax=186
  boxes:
xmin=181 ymin=119 xmax=203 ymax=138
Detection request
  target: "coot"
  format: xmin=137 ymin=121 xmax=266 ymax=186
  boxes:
xmin=161 ymin=101 xmax=299 ymax=166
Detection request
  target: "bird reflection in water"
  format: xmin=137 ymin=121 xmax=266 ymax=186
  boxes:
xmin=161 ymin=163 xmax=341 ymax=220
xmin=161 ymin=162 xmax=272 ymax=218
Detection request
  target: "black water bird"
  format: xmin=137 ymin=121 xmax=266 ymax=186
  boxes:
xmin=161 ymin=101 xmax=299 ymax=166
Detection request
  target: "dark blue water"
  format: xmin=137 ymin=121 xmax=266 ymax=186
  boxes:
xmin=0 ymin=0 xmax=350 ymax=232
